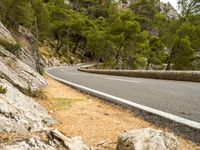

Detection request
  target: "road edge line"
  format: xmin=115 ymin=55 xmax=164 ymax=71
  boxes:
xmin=45 ymin=67 xmax=200 ymax=130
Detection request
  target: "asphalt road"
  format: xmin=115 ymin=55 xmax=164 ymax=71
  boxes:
xmin=47 ymin=65 xmax=200 ymax=124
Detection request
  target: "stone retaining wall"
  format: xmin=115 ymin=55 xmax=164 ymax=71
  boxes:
xmin=78 ymin=67 xmax=200 ymax=82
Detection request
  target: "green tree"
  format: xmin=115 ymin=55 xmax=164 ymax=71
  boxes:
xmin=171 ymin=36 xmax=195 ymax=70
xmin=87 ymin=28 xmax=114 ymax=66
xmin=129 ymin=0 xmax=158 ymax=31
xmin=163 ymin=20 xmax=197 ymax=70
xmin=106 ymin=10 xmax=146 ymax=69
xmin=178 ymin=0 xmax=200 ymax=17
xmin=146 ymin=36 xmax=167 ymax=70
xmin=30 ymin=0 xmax=51 ymax=40
xmin=6 ymin=0 xmax=34 ymax=27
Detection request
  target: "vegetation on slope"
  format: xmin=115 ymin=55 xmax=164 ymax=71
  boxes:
xmin=0 ymin=0 xmax=199 ymax=70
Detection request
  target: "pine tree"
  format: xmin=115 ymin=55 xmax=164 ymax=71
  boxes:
xmin=7 ymin=0 xmax=34 ymax=27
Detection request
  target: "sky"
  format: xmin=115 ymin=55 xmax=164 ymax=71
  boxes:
xmin=161 ymin=0 xmax=178 ymax=10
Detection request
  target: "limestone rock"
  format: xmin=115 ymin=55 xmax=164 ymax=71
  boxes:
xmin=42 ymin=57 xmax=61 ymax=67
xmin=0 ymin=21 xmax=16 ymax=44
xmin=115 ymin=0 xmax=179 ymax=19
xmin=158 ymin=2 xmax=179 ymax=19
xmin=0 ymin=137 xmax=57 ymax=150
xmin=48 ymin=128 xmax=90 ymax=150
xmin=0 ymin=46 xmax=46 ymax=92
xmin=116 ymin=128 xmax=179 ymax=150
xmin=0 ymin=79 xmax=55 ymax=133
xmin=0 ymin=128 xmax=90 ymax=150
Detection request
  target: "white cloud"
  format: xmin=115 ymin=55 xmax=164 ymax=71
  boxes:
xmin=160 ymin=0 xmax=178 ymax=10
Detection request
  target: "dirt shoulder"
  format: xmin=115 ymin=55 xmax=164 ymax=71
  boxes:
xmin=37 ymin=75 xmax=200 ymax=150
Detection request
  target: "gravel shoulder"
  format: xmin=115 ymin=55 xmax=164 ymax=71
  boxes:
xmin=37 ymin=75 xmax=200 ymax=150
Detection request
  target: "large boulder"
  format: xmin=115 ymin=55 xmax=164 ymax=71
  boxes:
xmin=0 ymin=46 xmax=46 ymax=92
xmin=116 ymin=128 xmax=179 ymax=150
xmin=0 ymin=79 xmax=55 ymax=133
xmin=0 ymin=137 xmax=57 ymax=150
xmin=48 ymin=128 xmax=90 ymax=150
xmin=0 ymin=129 xmax=90 ymax=150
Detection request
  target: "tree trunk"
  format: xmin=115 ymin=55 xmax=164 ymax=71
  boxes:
xmin=146 ymin=59 xmax=151 ymax=70
xmin=72 ymin=41 xmax=80 ymax=54
xmin=115 ymin=52 xmax=122 ymax=70
xmin=166 ymin=61 xmax=171 ymax=70
xmin=166 ymin=48 xmax=174 ymax=70
xmin=56 ymin=40 xmax=62 ymax=54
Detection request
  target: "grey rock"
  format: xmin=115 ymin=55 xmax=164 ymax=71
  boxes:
xmin=116 ymin=128 xmax=179 ymax=150
xmin=18 ymin=26 xmax=36 ymax=44
xmin=158 ymin=2 xmax=179 ymax=19
xmin=48 ymin=128 xmax=90 ymax=150
xmin=42 ymin=57 xmax=61 ymax=68
xmin=0 ymin=128 xmax=90 ymax=150
xmin=0 ymin=21 xmax=16 ymax=44
xmin=0 ymin=46 xmax=46 ymax=92
xmin=114 ymin=0 xmax=179 ymax=19
xmin=0 ymin=137 xmax=57 ymax=150
xmin=0 ymin=79 xmax=55 ymax=133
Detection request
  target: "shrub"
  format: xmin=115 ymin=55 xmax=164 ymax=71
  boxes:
xmin=27 ymin=86 xmax=46 ymax=99
xmin=0 ymin=39 xmax=21 ymax=56
xmin=0 ymin=85 xmax=7 ymax=94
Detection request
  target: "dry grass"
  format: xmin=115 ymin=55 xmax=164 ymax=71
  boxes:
xmin=37 ymin=75 xmax=200 ymax=150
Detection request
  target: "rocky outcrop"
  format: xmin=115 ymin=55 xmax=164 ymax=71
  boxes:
xmin=42 ymin=57 xmax=61 ymax=67
xmin=0 ymin=21 xmax=54 ymax=134
xmin=116 ymin=128 xmax=179 ymax=150
xmin=48 ymin=129 xmax=90 ymax=150
xmin=114 ymin=0 xmax=179 ymax=19
xmin=17 ymin=26 xmax=39 ymax=69
xmin=0 ymin=137 xmax=57 ymax=150
xmin=0 ymin=79 xmax=55 ymax=133
xmin=0 ymin=18 xmax=90 ymax=150
xmin=0 ymin=46 xmax=46 ymax=92
xmin=158 ymin=2 xmax=179 ymax=19
xmin=0 ymin=21 xmax=16 ymax=44
xmin=0 ymin=129 xmax=90 ymax=150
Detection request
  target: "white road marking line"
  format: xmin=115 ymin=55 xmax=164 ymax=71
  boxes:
xmin=105 ymin=77 xmax=141 ymax=83
xmin=66 ymin=72 xmax=78 ymax=75
xmin=45 ymin=66 xmax=200 ymax=129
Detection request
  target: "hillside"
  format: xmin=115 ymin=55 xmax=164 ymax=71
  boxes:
xmin=0 ymin=0 xmax=199 ymax=71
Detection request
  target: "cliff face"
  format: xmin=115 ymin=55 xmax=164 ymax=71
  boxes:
xmin=158 ymin=2 xmax=179 ymax=19
xmin=114 ymin=0 xmax=179 ymax=19
xmin=0 ymin=21 xmax=89 ymax=150
xmin=0 ymin=21 xmax=55 ymax=133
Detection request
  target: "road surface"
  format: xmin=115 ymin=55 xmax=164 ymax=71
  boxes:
xmin=46 ymin=65 xmax=200 ymax=126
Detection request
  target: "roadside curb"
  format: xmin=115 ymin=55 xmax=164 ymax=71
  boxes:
xmin=78 ymin=67 xmax=200 ymax=82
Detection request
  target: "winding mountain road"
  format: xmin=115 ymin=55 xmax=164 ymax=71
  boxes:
xmin=46 ymin=65 xmax=200 ymax=129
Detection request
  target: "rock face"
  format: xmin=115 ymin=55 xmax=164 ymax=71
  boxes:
xmin=0 ymin=129 xmax=90 ymax=150
xmin=0 ymin=21 xmax=16 ymax=44
xmin=115 ymin=0 xmax=179 ymax=19
xmin=116 ymin=128 xmax=179 ymax=150
xmin=0 ymin=21 xmax=54 ymax=133
xmin=0 ymin=137 xmax=57 ymax=150
xmin=0 ymin=46 xmax=46 ymax=92
xmin=158 ymin=2 xmax=179 ymax=19
xmin=0 ymin=79 xmax=55 ymax=133
xmin=48 ymin=128 xmax=90 ymax=150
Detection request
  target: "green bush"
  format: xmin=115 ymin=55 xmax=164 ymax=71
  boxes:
xmin=0 ymin=39 xmax=21 ymax=56
xmin=26 ymin=86 xmax=46 ymax=99
xmin=0 ymin=85 xmax=7 ymax=94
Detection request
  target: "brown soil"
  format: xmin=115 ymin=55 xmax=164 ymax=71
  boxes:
xmin=37 ymin=75 xmax=200 ymax=150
